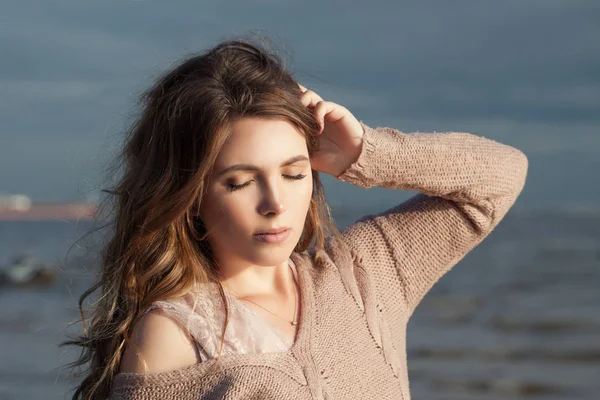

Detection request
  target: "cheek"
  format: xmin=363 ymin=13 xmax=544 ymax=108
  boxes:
xmin=294 ymin=176 xmax=313 ymax=220
xmin=222 ymin=197 xmax=254 ymax=232
xmin=201 ymin=191 xmax=254 ymax=237
xmin=300 ymin=179 xmax=313 ymax=210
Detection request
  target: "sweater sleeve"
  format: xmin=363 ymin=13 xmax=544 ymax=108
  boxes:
xmin=336 ymin=120 xmax=528 ymax=319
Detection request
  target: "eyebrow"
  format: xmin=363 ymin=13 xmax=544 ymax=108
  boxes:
xmin=217 ymin=155 xmax=309 ymax=177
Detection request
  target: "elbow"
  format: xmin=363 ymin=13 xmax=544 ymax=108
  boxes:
xmin=512 ymin=148 xmax=529 ymax=196
xmin=494 ymin=141 xmax=529 ymax=198
xmin=478 ymin=148 xmax=528 ymax=232
xmin=488 ymin=146 xmax=529 ymax=217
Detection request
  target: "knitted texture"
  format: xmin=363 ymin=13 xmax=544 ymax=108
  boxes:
xmin=109 ymin=121 xmax=528 ymax=400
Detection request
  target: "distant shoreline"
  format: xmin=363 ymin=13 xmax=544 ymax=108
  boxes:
xmin=0 ymin=203 xmax=97 ymax=221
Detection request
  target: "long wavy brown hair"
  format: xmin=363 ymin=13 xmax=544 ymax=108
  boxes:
xmin=60 ymin=35 xmax=343 ymax=400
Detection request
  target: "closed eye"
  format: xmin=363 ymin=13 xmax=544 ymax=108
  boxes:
xmin=226 ymin=173 xmax=307 ymax=192
xmin=226 ymin=181 xmax=251 ymax=192
xmin=284 ymin=173 xmax=307 ymax=181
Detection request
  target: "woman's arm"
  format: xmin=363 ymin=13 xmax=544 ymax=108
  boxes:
xmin=337 ymin=121 xmax=528 ymax=318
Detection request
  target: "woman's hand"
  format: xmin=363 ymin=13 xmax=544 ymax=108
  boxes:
xmin=298 ymin=84 xmax=364 ymax=177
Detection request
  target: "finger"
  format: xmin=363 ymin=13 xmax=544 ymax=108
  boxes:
xmin=299 ymin=89 xmax=324 ymax=108
xmin=300 ymin=94 xmax=313 ymax=108
xmin=313 ymin=101 xmax=327 ymax=132
xmin=314 ymin=100 xmax=348 ymax=129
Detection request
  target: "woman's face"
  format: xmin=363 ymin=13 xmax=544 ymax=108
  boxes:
xmin=199 ymin=117 xmax=313 ymax=269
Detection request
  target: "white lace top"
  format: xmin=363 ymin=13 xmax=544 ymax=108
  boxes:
xmin=144 ymin=259 xmax=298 ymax=361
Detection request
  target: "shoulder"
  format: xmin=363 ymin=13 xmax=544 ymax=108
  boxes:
xmin=119 ymin=308 xmax=201 ymax=374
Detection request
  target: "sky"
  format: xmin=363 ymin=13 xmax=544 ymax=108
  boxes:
xmin=0 ymin=0 xmax=598 ymax=213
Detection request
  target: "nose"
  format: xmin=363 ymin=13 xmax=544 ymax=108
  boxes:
xmin=258 ymin=180 xmax=287 ymax=217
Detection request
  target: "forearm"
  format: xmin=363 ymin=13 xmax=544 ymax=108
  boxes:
xmin=336 ymin=121 xmax=528 ymax=231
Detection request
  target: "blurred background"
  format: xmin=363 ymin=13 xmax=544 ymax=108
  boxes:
xmin=0 ymin=1 xmax=598 ymax=399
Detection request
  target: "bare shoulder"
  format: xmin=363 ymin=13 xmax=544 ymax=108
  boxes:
xmin=119 ymin=309 xmax=201 ymax=374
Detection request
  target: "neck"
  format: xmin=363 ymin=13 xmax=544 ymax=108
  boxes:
xmin=216 ymin=257 xmax=295 ymax=299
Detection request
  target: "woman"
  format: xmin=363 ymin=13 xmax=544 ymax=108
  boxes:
xmin=63 ymin=37 xmax=528 ymax=399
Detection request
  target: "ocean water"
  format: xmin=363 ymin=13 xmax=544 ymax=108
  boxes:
xmin=0 ymin=206 xmax=599 ymax=400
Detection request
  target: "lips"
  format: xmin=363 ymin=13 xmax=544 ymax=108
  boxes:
xmin=253 ymin=227 xmax=291 ymax=244
xmin=254 ymin=227 xmax=290 ymax=235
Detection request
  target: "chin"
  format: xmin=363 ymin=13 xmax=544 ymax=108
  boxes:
xmin=253 ymin=249 xmax=294 ymax=266
xmin=246 ymin=241 xmax=298 ymax=266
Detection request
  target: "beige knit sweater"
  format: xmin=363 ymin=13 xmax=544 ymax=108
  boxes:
xmin=109 ymin=121 xmax=528 ymax=400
